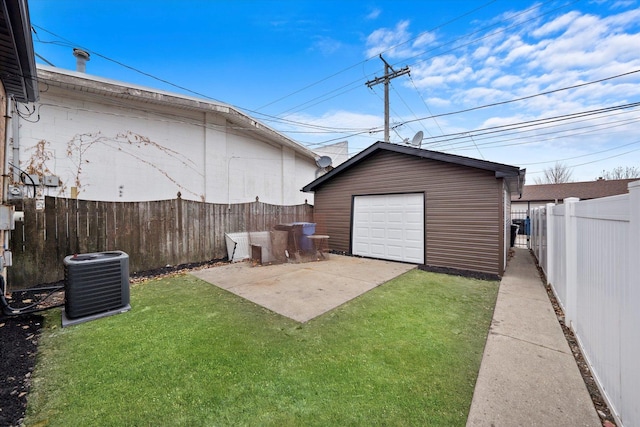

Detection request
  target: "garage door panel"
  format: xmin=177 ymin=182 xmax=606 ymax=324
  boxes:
xmin=387 ymin=213 xmax=403 ymax=223
xmin=369 ymin=243 xmax=386 ymax=257
xmin=354 ymin=226 xmax=369 ymax=236
xmin=352 ymin=194 xmax=424 ymax=264
xmin=387 ymin=245 xmax=403 ymax=256
xmin=404 ymin=249 xmax=423 ymax=260
xmin=387 ymin=227 xmax=403 ymax=238
xmin=405 ymin=228 xmax=423 ymax=239
xmin=406 ymin=212 xmax=422 ymax=222
xmin=371 ymin=228 xmax=386 ymax=238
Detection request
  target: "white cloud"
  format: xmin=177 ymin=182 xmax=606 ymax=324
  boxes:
xmin=611 ymin=1 xmax=635 ymax=9
xmin=283 ymin=110 xmax=382 ymax=145
xmin=410 ymin=55 xmax=472 ymax=88
xmin=366 ymin=8 xmax=381 ymax=20
xmin=310 ymin=36 xmax=343 ymax=55
xmin=365 ymin=20 xmax=437 ymax=59
xmin=472 ymin=45 xmax=490 ymax=60
xmin=413 ymin=31 xmax=436 ymax=48
xmin=492 ymin=75 xmax=521 ymax=89
xmin=503 ymin=42 xmax=537 ymax=64
xmin=474 ymin=67 xmax=501 ymax=85
xmin=425 ymin=97 xmax=451 ymax=108
xmin=275 ymin=119 xmax=376 ymax=155
xmin=314 ymin=110 xmax=381 ymax=129
xmin=459 ymin=87 xmax=507 ymax=105
xmin=365 ymin=20 xmax=411 ymax=57
xmin=532 ymin=11 xmax=581 ymax=37
xmin=602 ymin=7 xmax=640 ymax=26
xmin=351 ymin=4 xmax=640 ymax=178
xmin=493 ymin=34 xmax=525 ymax=55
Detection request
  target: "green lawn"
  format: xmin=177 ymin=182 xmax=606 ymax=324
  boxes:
xmin=26 ymin=268 xmax=498 ymax=426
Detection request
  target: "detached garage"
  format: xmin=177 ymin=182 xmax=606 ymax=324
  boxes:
xmin=302 ymin=142 xmax=525 ymax=277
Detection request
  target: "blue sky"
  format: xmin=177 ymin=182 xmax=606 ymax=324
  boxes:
xmin=28 ymin=0 xmax=640 ymax=182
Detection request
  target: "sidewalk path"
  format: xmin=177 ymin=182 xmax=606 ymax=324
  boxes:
xmin=466 ymin=248 xmax=601 ymax=426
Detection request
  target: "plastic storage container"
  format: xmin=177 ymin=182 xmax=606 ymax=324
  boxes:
xmin=274 ymin=222 xmax=317 ymax=253
xmin=292 ymin=222 xmax=316 ymax=252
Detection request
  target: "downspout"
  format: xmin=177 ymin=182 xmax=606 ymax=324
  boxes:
xmin=3 ymin=97 xmax=11 ymax=203
xmin=203 ymin=112 xmax=207 ymax=202
xmin=518 ymin=168 xmax=526 ymax=199
xmin=11 ymin=99 xmax=20 ymax=184
xmin=2 ymin=96 xmax=12 ymax=293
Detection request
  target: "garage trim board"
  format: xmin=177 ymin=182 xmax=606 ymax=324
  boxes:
xmin=352 ymin=193 xmax=425 ymax=264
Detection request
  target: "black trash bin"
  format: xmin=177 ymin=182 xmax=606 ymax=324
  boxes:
xmin=510 ymin=224 xmax=519 ymax=247
xmin=512 ymin=218 xmax=525 ymax=235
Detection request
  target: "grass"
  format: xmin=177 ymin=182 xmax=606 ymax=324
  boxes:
xmin=26 ymin=268 xmax=498 ymax=426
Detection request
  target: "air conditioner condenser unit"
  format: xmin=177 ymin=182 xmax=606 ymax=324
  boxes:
xmin=62 ymin=251 xmax=131 ymax=327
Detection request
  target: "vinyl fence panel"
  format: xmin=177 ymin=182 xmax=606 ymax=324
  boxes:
xmin=529 ymin=181 xmax=640 ymax=427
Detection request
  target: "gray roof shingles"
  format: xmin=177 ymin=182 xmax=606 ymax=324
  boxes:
xmin=513 ymin=179 xmax=638 ymax=202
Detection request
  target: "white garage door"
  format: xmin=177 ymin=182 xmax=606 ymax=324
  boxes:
xmin=352 ymin=193 xmax=424 ymax=264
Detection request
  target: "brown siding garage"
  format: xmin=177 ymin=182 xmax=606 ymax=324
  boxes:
xmin=303 ymin=142 xmax=525 ymax=276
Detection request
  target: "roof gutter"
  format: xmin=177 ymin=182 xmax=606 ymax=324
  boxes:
xmin=2 ymin=0 xmax=39 ymax=102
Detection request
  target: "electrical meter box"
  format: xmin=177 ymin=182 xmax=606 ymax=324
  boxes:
xmin=0 ymin=205 xmax=15 ymax=230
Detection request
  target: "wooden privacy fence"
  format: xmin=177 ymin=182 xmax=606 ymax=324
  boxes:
xmin=8 ymin=196 xmax=313 ymax=289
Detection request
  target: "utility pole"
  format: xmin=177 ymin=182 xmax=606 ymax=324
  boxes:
xmin=365 ymin=55 xmax=410 ymax=143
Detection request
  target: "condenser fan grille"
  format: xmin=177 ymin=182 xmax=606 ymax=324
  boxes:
xmin=63 ymin=251 xmax=130 ymax=325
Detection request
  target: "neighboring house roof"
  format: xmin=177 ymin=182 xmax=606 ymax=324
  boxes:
xmin=512 ymin=178 xmax=638 ymax=202
xmin=0 ymin=0 xmax=38 ymax=101
xmin=35 ymin=65 xmax=317 ymax=161
xmin=302 ymin=141 xmax=526 ymax=194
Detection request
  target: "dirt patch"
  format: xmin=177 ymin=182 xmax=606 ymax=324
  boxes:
xmin=0 ymin=314 xmax=42 ymax=427
xmin=417 ymin=264 xmax=500 ymax=281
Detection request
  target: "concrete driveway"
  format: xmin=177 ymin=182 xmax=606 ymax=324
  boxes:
xmin=191 ymin=255 xmax=415 ymax=322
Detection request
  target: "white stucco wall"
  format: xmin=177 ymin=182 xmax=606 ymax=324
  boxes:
xmin=14 ymin=74 xmax=317 ymax=205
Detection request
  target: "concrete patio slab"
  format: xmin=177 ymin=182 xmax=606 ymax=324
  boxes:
xmin=191 ymin=255 xmax=415 ymax=322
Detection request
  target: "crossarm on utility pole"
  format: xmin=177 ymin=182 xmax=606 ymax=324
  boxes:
xmin=365 ymin=55 xmax=410 ymax=142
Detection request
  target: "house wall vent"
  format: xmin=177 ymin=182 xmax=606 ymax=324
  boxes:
xmin=62 ymin=251 xmax=131 ymax=326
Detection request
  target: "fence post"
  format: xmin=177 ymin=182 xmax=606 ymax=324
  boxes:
xmin=622 ymin=181 xmax=640 ymax=425
xmin=629 ymin=181 xmax=640 ymax=290
xmin=546 ymin=203 xmax=555 ymax=285
xmin=563 ymin=197 xmax=579 ymax=329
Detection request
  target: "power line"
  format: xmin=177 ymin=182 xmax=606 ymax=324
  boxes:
xmin=30 ymin=1 xmax=591 ymax=138
xmin=518 ymin=140 xmax=640 ymax=166
xmin=396 ymin=70 xmax=640 ymax=129
xmin=365 ymin=55 xmax=411 ymax=142
xmin=527 ymin=145 xmax=640 ymax=176
xmin=32 ymin=25 xmax=366 ymax=134
xmin=29 ymin=3 xmax=640 ymax=168
xmin=254 ymin=0 xmax=500 ymax=112
xmin=407 ymin=74 xmax=443 ymax=138
xmin=453 ymin=115 xmax=640 ymax=152
xmin=422 ymin=102 xmax=640 ymax=146
xmin=270 ymin=0 xmax=575 ymax=118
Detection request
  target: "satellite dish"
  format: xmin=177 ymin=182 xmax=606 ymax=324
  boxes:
xmin=316 ymin=156 xmax=333 ymax=168
xmin=410 ymin=131 xmax=423 ymax=148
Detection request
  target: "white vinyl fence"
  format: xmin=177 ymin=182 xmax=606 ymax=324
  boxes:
xmin=530 ymin=181 xmax=640 ymax=427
